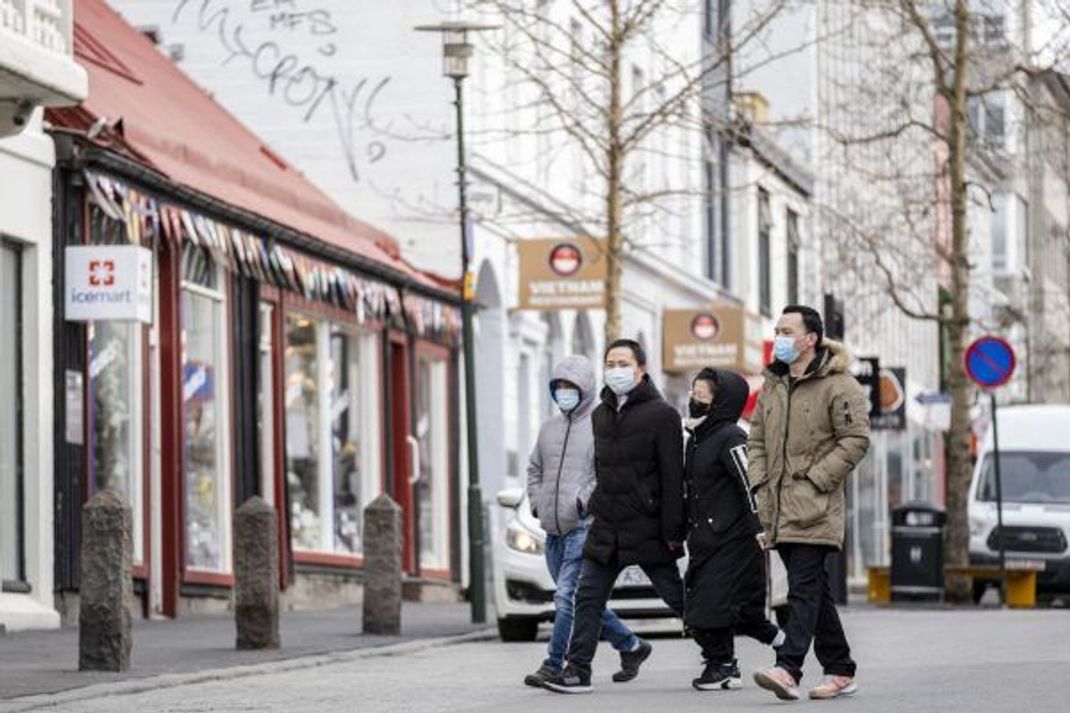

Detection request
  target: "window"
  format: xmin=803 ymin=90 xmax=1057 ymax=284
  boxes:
xmin=787 ymin=209 xmax=801 ymax=305
xmin=991 ymin=193 xmax=1026 ymax=275
xmin=758 ymin=188 xmax=773 ymax=316
xmin=285 ymin=312 xmax=381 ymax=555
xmin=571 ymin=311 xmax=595 ymax=359
xmin=417 ymin=355 xmax=450 ymax=571
xmin=968 ymin=92 xmax=1006 ymax=149
xmin=978 ymin=451 xmax=1070 ymax=504
xmin=88 ymin=320 xmax=145 ymax=565
xmin=705 ymin=159 xmax=717 ymax=281
xmin=1 ymin=240 xmax=24 ymax=589
xmin=181 ymin=246 xmax=232 ymax=573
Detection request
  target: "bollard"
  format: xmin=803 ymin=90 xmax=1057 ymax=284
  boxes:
xmin=79 ymin=489 xmax=133 ymax=671
xmin=233 ymin=496 xmax=280 ymax=649
xmin=362 ymin=494 xmax=403 ymax=635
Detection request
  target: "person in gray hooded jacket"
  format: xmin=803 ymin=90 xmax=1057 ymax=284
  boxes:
xmin=523 ymin=355 xmax=645 ymax=688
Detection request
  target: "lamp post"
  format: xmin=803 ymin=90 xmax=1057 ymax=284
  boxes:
xmin=415 ymin=20 xmax=498 ymax=624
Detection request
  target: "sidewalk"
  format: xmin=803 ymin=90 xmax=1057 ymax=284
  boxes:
xmin=0 ymin=603 xmax=493 ymax=700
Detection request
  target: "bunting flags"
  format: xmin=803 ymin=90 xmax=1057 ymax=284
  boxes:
xmin=82 ymin=171 xmax=459 ymax=343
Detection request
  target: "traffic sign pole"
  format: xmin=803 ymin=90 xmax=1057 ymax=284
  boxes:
xmin=963 ymin=335 xmax=1016 ymax=609
xmin=989 ymin=392 xmax=1007 ymax=607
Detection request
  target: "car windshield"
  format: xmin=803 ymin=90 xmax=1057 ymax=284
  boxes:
xmin=977 ymin=451 xmax=1070 ymax=504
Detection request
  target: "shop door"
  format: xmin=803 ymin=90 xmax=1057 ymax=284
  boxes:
xmin=389 ymin=339 xmax=416 ymax=573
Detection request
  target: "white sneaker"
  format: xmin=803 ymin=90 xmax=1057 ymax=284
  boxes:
xmin=753 ymin=667 xmax=801 ymax=701
xmin=808 ymin=675 xmax=858 ymax=700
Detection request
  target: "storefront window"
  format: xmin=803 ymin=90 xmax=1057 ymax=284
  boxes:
xmin=0 ymin=240 xmax=24 ymax=587
xmin=88 ymin=320 xmax=145 ymax=565
xmin=285 ymin=315 xmax=321 ymax=551
xmin=286 ymin=313 xmax=380 ymax=555
xmin=418 ymin=355 xmax=449 ymax=571
xmin=181 ymin=248 xmax=231 ymax=572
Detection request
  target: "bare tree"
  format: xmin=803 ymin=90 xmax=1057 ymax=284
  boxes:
xmin=811 ymin=0 xmax=1070 ymax=598
xmin=467 ymin=0 xmax=790 ymax=341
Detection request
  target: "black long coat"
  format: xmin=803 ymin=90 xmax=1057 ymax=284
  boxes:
xmin=683 ymin=369 xmax=767 ymax=629
xmin=584 ymin=375 xmax=687 ymax=567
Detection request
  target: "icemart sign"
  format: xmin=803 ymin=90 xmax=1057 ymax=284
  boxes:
xmin=65 ymin=245 xmax=153 ymax=323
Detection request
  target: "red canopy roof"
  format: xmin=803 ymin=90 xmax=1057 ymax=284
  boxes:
xmin=49 ymin=0 xmax=442 ymax=290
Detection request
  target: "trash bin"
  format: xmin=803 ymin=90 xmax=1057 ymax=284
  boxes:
xmin=891 ymin=502 xmax=946 ymax=602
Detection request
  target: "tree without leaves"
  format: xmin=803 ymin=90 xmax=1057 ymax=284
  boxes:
xmin=466 ymin=0 xmax=791 ymax=342
xmin=808 ymin=0 xmax=1070 ymax=598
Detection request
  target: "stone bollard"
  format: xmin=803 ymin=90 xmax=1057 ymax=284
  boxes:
xmin=233 ymin=496 xmax=280 ymax=649
xmin=79 ymin=489 xmax=133 ymax=672
xmin=362 ymin=494 xmax=403 ymax=635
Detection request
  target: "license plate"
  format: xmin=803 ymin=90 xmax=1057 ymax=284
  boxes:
xmin=615 ymin=566 xmax=651 ymax=588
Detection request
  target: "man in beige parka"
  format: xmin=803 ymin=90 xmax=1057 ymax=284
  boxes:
xmin=748 ymin=305 xmax=870 ymax=702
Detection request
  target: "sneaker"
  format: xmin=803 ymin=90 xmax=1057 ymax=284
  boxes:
xmin=692 ymin=659 xmax=743 ymax=691
xmin=612 ymin=639 xmax=652 ymax=683
xmin=542 ymin=665 xmax=592 ymax=694
xmin=808 ymin=675 xmax=858 ymax=700
xmin=753 ymin=667 xmax=801 ymax=701
xmin=524 ymin=663 xmax=560 ymax=688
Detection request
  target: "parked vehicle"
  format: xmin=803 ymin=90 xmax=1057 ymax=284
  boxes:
xmin=968 ymin=404 xmax=1070 ymax=603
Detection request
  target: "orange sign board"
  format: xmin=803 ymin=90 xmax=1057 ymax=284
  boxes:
xmin=662 ymin=304 xmax=765 ymax=374
xmin=516 ymin=237 xmax=607 ymax=310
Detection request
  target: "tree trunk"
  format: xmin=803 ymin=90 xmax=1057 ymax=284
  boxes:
xmin=603 ymin=1 xmax=624 ymax=344
xmin=944 ymin=0 xmax=974 ymax=602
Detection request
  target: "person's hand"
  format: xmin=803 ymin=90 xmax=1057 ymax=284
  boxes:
xmin=756 ymin=531 xmax=771 ymax=550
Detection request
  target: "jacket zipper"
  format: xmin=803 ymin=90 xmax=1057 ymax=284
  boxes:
xmin=772 ymin=380 xmax=793 ymax=542
xmin=553 ymin=416 xmax=574 ymax=534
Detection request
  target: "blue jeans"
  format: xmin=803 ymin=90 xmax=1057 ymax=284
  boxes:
xmin=544 ymin=522 xmax=638 ymax=669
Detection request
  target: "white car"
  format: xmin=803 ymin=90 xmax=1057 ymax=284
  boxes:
xmin=492 ymin=486 xmax=788 ymax=641
xmin=968 ymin=404 xmax=1070 ymax=602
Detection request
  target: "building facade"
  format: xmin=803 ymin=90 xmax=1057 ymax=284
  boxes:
xmin=0 ymin=0 xmax=87 ymax=631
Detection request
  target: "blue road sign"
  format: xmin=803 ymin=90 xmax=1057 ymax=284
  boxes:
xmin=915 ymin=392 xmax=952 ymax=405
xmin=964 ymin=336 xmax=1016 ymax=389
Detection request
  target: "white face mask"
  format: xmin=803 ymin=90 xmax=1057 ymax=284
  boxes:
xmin=605 ymin=367 xmax=637 ymax=396
xmin=554 ymin=388 xmax=581 ymax=412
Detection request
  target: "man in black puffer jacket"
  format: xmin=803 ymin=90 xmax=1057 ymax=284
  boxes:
xmin=683 ymin=368 xmax=783 ymax=692
xmin=543 ymin=339 xmax=686 ymax=695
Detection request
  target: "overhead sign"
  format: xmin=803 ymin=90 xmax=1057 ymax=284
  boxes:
xmin=965 ymin=336 xmax=1016 ymax=388
xmin=662 ymin=303 xmax=764 ymax=374
xmin=65 ymin=245 xmax=153 ymax=323
xmin=516 ymin=237 xmax=607 ymax=310
xmin=916 ymin=392 xmax=952 ymax=431
xmin=872 ymin=367 xmax=907 ymax=430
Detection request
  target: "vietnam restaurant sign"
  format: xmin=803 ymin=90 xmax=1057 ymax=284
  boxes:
xmin=65 ymin=245 xmax=153 ymax=323
xmin=662 ymin=304 xmax=765 ymax=374
xmin=516 ymin=237 xmax=608 ymax=310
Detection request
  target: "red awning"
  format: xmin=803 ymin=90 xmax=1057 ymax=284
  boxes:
xmin=48 ymin=0 xmax=443 ymax=290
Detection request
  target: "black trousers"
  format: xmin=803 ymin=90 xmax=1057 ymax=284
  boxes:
xmin=692 ymin=607 xmax=780 ymax=664
xmin=564 ymin=552 xmax=685 ymax=674
xmin=775 ymin=544 xmax=856 ymax=683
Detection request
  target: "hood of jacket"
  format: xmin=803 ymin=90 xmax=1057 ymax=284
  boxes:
xmin=550 ymin=354 xmax=597 ymax=417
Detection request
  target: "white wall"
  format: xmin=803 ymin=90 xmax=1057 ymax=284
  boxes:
xmin=0 ymin=110 xmax=60 ymax=630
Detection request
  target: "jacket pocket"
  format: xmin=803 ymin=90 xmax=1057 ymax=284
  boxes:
xmin=781 ymin=475 xmax=830 ymax=528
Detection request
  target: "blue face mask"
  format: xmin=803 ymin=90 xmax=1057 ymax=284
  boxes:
xmin=773 ymin=334 xmax=800 ymax=364
xmin=554 ymin=388 xmax=581 ymax=412
xmin=605 ymin=367 xmax=638 ymax=396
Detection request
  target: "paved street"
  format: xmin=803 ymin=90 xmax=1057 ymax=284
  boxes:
xmin=2 ymin=608 xmax=1066 ymax=713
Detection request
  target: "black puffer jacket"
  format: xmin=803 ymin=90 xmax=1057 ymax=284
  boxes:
xmin=684 ymin=368 xmax=765 ymax=629
xmin=685 ymin=369 xmax=762 ymax=562
xmin=584 ymin=375 xmax=687 ymax=566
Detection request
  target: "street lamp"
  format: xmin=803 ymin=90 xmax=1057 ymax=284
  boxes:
xmin=415 ymin=20 xmax=498 ymax=625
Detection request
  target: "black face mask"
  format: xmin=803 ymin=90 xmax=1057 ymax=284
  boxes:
xmin=688 ymin=399 xmax=712 ymax=419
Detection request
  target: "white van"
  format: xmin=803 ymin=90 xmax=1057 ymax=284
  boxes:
xmin=968 ymin=404 xmax=1070 ymax=602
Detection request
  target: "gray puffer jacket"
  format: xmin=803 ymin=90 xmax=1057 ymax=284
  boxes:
xmin=526 ymin=355 xmax=598 ymax=536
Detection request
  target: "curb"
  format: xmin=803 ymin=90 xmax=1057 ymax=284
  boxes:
xmin=0 ymin=627 xmax=497 ymax=712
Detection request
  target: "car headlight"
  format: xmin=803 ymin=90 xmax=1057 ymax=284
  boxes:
xmin=506 ymin=523 xmax=544 ymax=555
xmin=969 ymin=518 xmax=985 ymax=537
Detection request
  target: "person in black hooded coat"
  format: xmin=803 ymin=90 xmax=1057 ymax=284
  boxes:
xmin=683 ymin=367 xmax=784 ymax=692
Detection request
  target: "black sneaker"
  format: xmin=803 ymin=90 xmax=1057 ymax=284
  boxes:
xmin=542 ymin=665 xmax=592 ymax=694
xmin=612 ymin=639 xmax=653 ymax=683
xmin=524 ymin=662 xmax=559 ymax=688
xmin=692 ymin=659 xmax=743 ymax=691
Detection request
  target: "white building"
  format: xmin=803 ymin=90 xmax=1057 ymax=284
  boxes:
xmin=0 ymin=0 xmax=87 ymax=630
